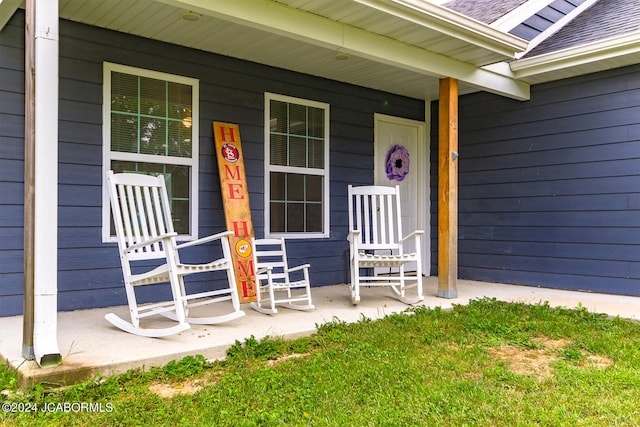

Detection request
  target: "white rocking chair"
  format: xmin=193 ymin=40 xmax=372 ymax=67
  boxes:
xmin=347 ymin=185 xmax=424 ymax=305
xmin=105 ymin=170 xmax=245 ymax=337
xmin=250 ymin=237 xmax=315 ymax=315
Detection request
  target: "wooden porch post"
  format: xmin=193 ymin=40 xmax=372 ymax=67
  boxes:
xmin=437 ymin=77 xmax=458 ymax=298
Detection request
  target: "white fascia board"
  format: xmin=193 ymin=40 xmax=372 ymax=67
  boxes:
xmin=157 ymin=0 xmax=529 ymax=100
xmin=511 ymin=30 xmax=640 ymax=78
xmin=0 ymin=0 xmax=23 ymax=30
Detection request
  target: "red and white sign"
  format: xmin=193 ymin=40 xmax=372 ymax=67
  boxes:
xmin=213 ymin=122 xmax=255 ymax=302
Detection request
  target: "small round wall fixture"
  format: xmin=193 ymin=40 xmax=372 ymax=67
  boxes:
xmin=386 ymin=144 xmax=410 ymax=181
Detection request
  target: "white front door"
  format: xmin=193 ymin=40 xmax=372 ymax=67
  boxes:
xmin=374 ymin=114 xmax=429 ymax=273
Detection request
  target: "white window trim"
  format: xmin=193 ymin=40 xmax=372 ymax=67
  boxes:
xmin=264 ymin=92 xmax=330 ymax=239
xmin=101 ymin=62 xmax=200 ymax=243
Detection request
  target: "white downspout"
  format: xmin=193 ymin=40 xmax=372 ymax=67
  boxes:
xmin=24 ymin=0 xmax=61 ymax=367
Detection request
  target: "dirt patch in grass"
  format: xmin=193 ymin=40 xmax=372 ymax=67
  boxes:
xmin=265 ymin=353 xmax=310 ymax=367
xmin=149 ymin=380 xmax=205 ymax=398
xmin=149 ymin=354 xmax=311 ymax=398
xmin=149 ymin=371 xmax=223 ymax=398
xmin=488 ymin=337 xmax=613 ymax=381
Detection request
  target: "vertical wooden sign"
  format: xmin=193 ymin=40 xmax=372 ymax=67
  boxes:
xmin=213 ymin=122 xmax=255 ymax=302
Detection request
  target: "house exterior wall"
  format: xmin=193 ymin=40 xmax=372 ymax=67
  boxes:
xmin=431 ymin=64 xmax=640 ymax=295
xmin=0 ymin=10 xmax=424 ymax=316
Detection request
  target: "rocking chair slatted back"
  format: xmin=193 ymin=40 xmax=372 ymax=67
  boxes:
xmin=253 ymin=240 xmax=289 ymax=283
xmin=105 ymin=170 xmax=245 ymax=337
xmin=347 ymin=184 xmax=424 ymax=305
xmin=349 ymin=185 xmax=403 ymax=251
xmin=250 ymin=237 xmax=315 ymax=315
xmin=110 ymin=173 xmax=173 ymax=261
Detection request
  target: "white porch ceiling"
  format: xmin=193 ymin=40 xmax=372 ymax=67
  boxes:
xmin=52 ymin=0 xmax=530 ymax=101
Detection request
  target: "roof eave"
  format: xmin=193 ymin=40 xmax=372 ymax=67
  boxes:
xmin=359 ymin=0 xmax=529 ymax=59
xmin=510 ymin=30 xmax=640 ymax=79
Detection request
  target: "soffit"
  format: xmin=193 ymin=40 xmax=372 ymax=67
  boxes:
xmin=54 ymin=0 xmax=528 ymax=100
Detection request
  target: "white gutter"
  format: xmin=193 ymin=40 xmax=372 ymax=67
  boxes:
xmin=24 ymin=0 xmax=61 ymax=368
xmin=511 ymin=30 xmax=640 ymax=78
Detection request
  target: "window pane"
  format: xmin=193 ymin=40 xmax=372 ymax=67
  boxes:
xmin=139 ymin=117 xmax=167 ymax=155
xmin=168 ymin=82 xmax=192 ymax=120
xmin=289 ymin=136 xmax=307 ymax=168
xmin=169 ymin=165 xmax=190 ymax=200
xmin=308 ymin=106 xmax=324 ymax=138
xmin=306 ymin=175 xmax=323 ymax=202
xmin=270 ymin=202 xmax=285 ymax=232
xmin=270 ymin=100 xmax=287 ymax=133
xmin=287 ymin=203 xmax=304 ymax=232
xmin=270 ymin=134 xmax=287 ymax=166
xmin=111 ymin=72 xmax=138 ymax=114
xmin=306 ymin=204 xmax=323 ymax=232
xmin=288 ymin=103 xmax=306 ymax=136
xmin=168 ymin=120 xmax=192 ymax=158
xmin=309 ymin=139 xmax=324 ymax=169
xmin=270 ymin=172 xmax=286 ymax=200
xmin=171 ymin=200 xmax=189 ymax=234
xmin=111 ymin=113 xmax=138 ymax=153
xmin=139 ymin=76 xmax=166 ymax=116
xmin=288 ymin=174 xmax=305 ymax=201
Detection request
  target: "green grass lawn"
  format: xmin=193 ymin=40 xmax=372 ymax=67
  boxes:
xmin=2 ymin=298 xmax=640 ymax=426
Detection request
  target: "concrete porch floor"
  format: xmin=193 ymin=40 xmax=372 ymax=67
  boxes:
xmin=2 ymin=277 xmax=640 ymax=388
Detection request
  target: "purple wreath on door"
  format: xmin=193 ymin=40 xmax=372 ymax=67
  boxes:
xmin=385 ymin=145 xmax=410 ymax=181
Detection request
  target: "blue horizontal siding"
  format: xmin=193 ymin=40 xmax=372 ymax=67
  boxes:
xmin=0 ymin=10 xmax=423 ymax=316
xmin=431 ymin=64 xmax=640 ymax=295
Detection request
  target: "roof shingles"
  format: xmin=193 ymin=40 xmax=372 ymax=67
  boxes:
xmin=525 ymin=0 xmax=640 ymax=57
xmin=442 ymin=0 xmax=529 ymax=24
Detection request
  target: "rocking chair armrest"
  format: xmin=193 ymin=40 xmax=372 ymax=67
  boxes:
xmin=400 ymin=229 xmax=425 ymax=243
xmin=255 ymin=266 xmax=273 ymax=274
xmin=176 ymin=230 xmax=234 ymax=249
xmin=123 ymin=233 xmax=177 ymax=253
xmin=287 ymin=263 xmax=311 ymax=273
xmin=347 ymin=229 xmax=361 ymax=243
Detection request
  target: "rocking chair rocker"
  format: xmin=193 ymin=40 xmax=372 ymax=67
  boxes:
xmin=347 ymin=185 xmax=424 ymax=305
xmin=105 ymin=170 xmax=245 ymax=337
xmin=250 ymin=237 xmax=315 ymax=314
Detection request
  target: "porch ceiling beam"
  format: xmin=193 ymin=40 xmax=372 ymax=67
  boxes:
xmin=156 ymin=0 xmax=530 ymax=100
xmin=0 ymin=0 xmax=22 ymax=30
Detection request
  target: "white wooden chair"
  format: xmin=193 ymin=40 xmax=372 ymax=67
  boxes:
xmin=250 ymin=237 xmax=315 ymax=314
xmin=347 ymin=185 xmax=424 ymax=305
xmin=105 ymin=170 xmax=245 ymax=337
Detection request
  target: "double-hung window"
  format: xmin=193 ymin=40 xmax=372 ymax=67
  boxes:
xmin=102 ymin=62 xmax=199 ymax=241
xmin=265 ymin=93 xmax=330 ymax=238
